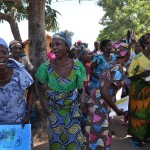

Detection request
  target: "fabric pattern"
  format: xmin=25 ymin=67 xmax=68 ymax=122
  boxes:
xmin=0 ymin=59 xmax=33 ymax=124
xmin=35 ymin=59 xmax=86 ymax=150
xmin=83 ymin=64 xmax=123 ymax=150
xmin=128 ymin=52 xmax=150 ymax=141
xmin=89 ymin=53 xmax=116 ymax=91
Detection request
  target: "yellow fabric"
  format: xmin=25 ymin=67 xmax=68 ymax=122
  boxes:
xmin=128 ymin=52 xmax=150 ymax=80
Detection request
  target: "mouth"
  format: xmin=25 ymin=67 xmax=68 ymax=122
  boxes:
xmin=0 ymin=59 xmax=6 ymax=65
xmin=53 ymin=51 xmax=59 ymax=55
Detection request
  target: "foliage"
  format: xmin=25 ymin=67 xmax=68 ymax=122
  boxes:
xmin=0 ymin=0 xmax=60 ymax=31
xmin=97 ymin=0 xmax=150 ymax=41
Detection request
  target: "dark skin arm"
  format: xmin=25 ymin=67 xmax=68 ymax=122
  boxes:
xmin=35 ymin=80 xmax=51 ymax=116
xmin=90 ymin=61 xmax=99 ymax=79
xmin=129 ymin=70 xmax=150 ymax=80
xmin=78 ymin=85 xmax=86 ymax=113
xmin=101 ymin=81 xmax=124 ymax=116
xmin=22 ymin=82 xmax=34 ymax=127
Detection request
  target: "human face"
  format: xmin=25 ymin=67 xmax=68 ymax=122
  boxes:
xmin=0 ymin=45 xmax=9 ymax=69
xmin=82 ymin=53 xmax=93 ymax=63
xmin=11 ymin=45 xmax=22 ymax=59
xmin=50 ymin=38 xmax=69 ymax=58
xmin=134 ymin=42 xmax=142 ymax=54
xmin=105 ymin=41 xmax=113 ymax=53
xmin=94 ymin=41 xmax=100 ymax=50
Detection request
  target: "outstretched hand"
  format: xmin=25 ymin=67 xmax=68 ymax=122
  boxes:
xmin=116 ymin=108 xmax=124 ymax=116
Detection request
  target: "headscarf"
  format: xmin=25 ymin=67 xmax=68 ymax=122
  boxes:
xmin=52 ymin=30 xmax=74 ymax=48
xmin=113 ymin=42 xmax=129 ymax=58
xmin=113 ymin=42 xmax=128 ymax=49
xmin=9 ymin=40 xmax=22 ymax=49
xmin=0 ymin=37 xmax=9 ymax=52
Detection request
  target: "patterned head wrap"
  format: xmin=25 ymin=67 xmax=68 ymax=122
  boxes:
xmin=9 ymin=40 xmax=22 ymax=49
xmin=0 ymin=37 xmax=9 ymax=52
xmin=113 ymin=42 xmax=128 ymax=49
xmin=52 ymin=30 xmax=74 ymax=48
xmin=113 ymin=42 xmax=129 ymax=58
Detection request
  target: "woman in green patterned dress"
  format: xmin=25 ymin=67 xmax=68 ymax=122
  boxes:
xmin=128 ymin=33 xmax=150 ymax=148
xmin=35 ymin=30 xmax=87 ymax=150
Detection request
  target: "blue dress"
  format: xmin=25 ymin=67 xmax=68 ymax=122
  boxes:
xmin=0 ymin=59 xmax=33 ymax=124
xmin=89 ymin=53 xmax=116 ymax=91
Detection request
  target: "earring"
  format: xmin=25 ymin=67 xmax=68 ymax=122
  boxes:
xmin=145 ymin=47 xmax=147 ymax=50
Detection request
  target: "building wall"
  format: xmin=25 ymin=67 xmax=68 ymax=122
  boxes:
xmin=23 ymin=34 xmax=51 ymax=56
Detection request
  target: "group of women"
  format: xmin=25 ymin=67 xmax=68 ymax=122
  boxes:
xmin=0 ymin=30 xmax=149 ymax=150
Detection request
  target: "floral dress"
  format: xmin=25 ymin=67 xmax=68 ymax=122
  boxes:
xmin=0 ymin=59 xmax=33 ymax=124
xmin=84 ymin=64 xmax=123 ymax=150
xmin=35 ymin=59 xmax=87 ymax=150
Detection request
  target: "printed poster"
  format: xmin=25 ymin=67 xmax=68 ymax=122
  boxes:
xmin=109 ymin=96 xmax=129 ymax=117
xmin=0 ymin=124 xmax=31 ymax=150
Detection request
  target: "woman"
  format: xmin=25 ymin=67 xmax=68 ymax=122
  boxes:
xmin=0 ymin=37 xmax=34 ymax=126
xmin=83 ymin=49 xmax=129 ymax=150
xmin=35 ymin=30 xmax=87 ymax=149
xmin=128 ymin=33 xmax=150 ymax=148
xmin=9 ymin=40 xmax=34 ymax=73
xmin=89 ymin=39 xmax=116 ymax=91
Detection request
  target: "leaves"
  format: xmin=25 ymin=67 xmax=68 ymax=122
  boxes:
xmin=97 ymin=0 xmax=150 ymax=41
xmin=0 ymin=0 xmax=59 ymax=31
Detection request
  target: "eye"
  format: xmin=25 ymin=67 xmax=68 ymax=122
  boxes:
xmin=12 ymin=47 xmax=22 ymax=50
xmin=0 ymin=49 xmax=8 ymax=55
xmin=50 ymin=42 xmax=63 ymax=48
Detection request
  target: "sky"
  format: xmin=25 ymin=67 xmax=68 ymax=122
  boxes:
xmin=0 ymin=0 xmax=105 ymax=50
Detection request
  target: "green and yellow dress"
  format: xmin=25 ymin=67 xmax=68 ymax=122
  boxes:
xmin=35 ymin=59 xmax=86 ymax=150
xmin=128 ymin=52 xmax=150 ymax=141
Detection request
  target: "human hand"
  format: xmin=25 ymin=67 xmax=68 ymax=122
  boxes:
xmin=144 ymin=70 xmax=150 ymax=77
xmin=22 ymin=112 xmax=30 ymax=128
xmin=42 ymin=106 xmax=51 ymax=116
xmin=116 ymin=108 xmax=124 ymax=116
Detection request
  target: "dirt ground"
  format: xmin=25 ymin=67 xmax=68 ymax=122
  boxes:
xmin=32 ymin=101 xmax=150 ymax=150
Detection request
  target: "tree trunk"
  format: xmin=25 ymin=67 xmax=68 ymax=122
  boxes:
xmin=28 ymin=0 xmax=46 ymax=70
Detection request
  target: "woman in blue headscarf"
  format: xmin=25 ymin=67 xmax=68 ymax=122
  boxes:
xmin=35 ymin=30 xmax=87 ymax=149
xmin=0 ymin=37 xmax=34 ymax=126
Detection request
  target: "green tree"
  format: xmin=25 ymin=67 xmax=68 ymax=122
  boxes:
xmin=97 ymin=0 xmax=150 ymax=41
xmin=0 ymin=0 xmax=60 ymax=42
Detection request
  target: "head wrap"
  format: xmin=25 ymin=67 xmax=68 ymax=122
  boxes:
xmin=0 ymin=37 xmax=9 ymax=52
xmin=52 ymin=30 xmax=74 ymax=48
xmin=113 ymin=42 xmax=128 ymax=49
xmin=9 ymin=40 xmax=22 ymax=49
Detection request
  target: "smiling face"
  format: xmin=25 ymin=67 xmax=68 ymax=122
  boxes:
xmin=10 ymin=44 xmax=23 ymax=60
xmin=134 ymin=42 xmax=142 ymax=54
xmin=50 ymin=38 xmax=69 ymax=59
xmin=0 ymin=45 xmax=9 ymax=69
